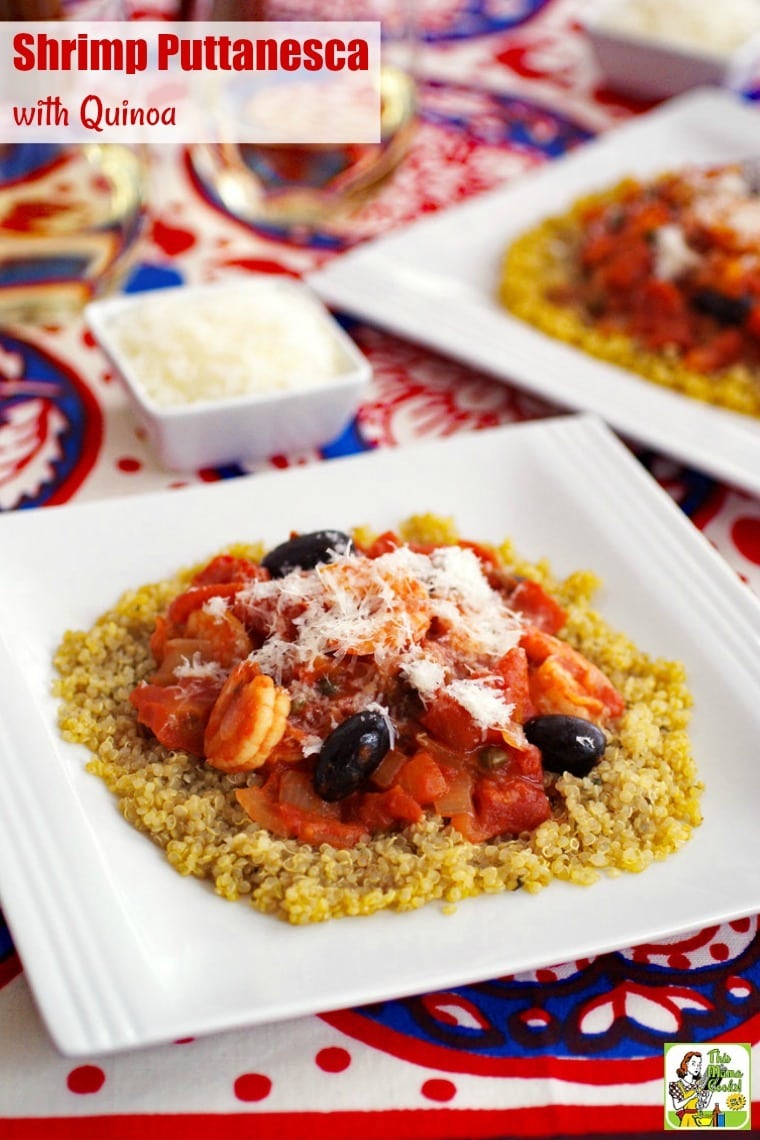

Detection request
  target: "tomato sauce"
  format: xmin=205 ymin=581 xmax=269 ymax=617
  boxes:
xmin=559 ymin=164 xmax=760 ymax=378
xmin=130 ymin=536 xmax=625 ymax=849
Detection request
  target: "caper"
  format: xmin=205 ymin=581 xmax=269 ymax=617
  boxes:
xmin=524 ymin=714 xmax=606 ymax=778
xmin=479 ymin=746 xmax=510 ymax=769
xmin=261 ymin=529 xmax=353 ymax=577
xmin=313 ymin=710 xmax=392 ymax=801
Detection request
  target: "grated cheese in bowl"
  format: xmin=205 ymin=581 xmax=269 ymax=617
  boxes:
xmin=85 ymin=277 xmax=371 ymax=470
xmin=595 ymin=0 xmax=760 ymax=57
xmin=107 ymin=283 xmax=344 ymax=408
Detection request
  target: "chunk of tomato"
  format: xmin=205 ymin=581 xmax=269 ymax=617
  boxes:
xmin=352 ymin=785 xmax=424 ymax=831
xmin=396 ymin=751 xmax=448 ymax=805
xmin=451 ymin=773 xmax=551 ymax=843
xmin=130 ymin=677 xmax=221 ymax=755
xmin=508 ymin=579 xmax=567 ymax=635
xmin=683 ymin=327 xmax=743 ymax=375
xmin=494 ymin=646 xmax=535 ymax=724
xmin=149 ymin=614 xmax=171 ymax=663
xmin=362 ymin=530 xmax=401 ymax=558
xmin=167 ymin=582 xmax=244 ymax=626
xmin=192 ymin=555 xmax=264 ymax=586
xmin=286 ymin=814 xmax=370 ymax=849
xmin=632 ymin=279 xmax=692 ymax=351
xmin=597 ymin=242 xmax=652 ymax=292
xmin=420 ymin=694 xmax=484 ymax=752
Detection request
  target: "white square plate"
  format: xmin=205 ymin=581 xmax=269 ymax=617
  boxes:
xmin=1 ymin=414 xmax=759 ymax=1056
xmin=307 ymin=89 xmax=760 ymax=495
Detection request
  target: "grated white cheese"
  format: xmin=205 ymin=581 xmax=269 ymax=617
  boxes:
xmin=301 ymin=734 xmax=324 ymax=757
xmin=202 ymin=594 xmax=230 ymax=618
xmin=444 ymin=679 xmax=516 ymax=731
xmin=427 ymin=545 xmax=494 ymax=603
xmin=692 ymin=193 xmax=760 ymax=248
xmin=239 ymin=544 xmax=525 ymax=738
xmin=400 ymin=652 xmax=447 ymax=699
xmin=598 ymin=0 xmax=760 ymax=56
xmin=173 ymin=653 xmax=228 ymax=684
xmin=110 ymin=286 xmax=344 ymax=409
xmin=652 ymin=224 xmax=701 ymax=281
xmin=239 ymin=545 xmax=522 ymax=677
xmin=425 ymin=546 xmax=523 ymax=659
xmin=707 ymin=170 xmax=750 ymax=198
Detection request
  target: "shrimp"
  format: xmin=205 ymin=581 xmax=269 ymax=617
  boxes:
xmin=204 ymin=659 xmax=291 ymax=772
xmin=521 ymin=628 xmax=625 ymax=723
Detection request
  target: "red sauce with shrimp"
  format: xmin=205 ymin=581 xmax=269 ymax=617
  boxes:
xmin=130 ymin=529 xmax=624 ymax=849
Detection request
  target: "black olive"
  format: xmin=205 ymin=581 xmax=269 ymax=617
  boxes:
xmin=691 ymin=289 xmax=752 ymax=326
xmin=314 ymin=710 xmax=392 ymax=801
xmin=261 ymin=529 xmax=352 ymax=578
xmin=524 ymin=714 xmax=606 ymax=778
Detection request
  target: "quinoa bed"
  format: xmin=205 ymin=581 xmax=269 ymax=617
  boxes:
xmin=53 ymin=516 xmax=702 ymax=925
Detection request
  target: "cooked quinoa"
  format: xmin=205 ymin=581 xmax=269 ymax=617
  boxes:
xmin=53 ymin=514 xmax=702 ymax=925
xmin=500 ymin=180 xmax=760 ymax=419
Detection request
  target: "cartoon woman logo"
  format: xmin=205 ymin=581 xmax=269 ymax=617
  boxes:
xmin=668 ymin=1051 xmax=713 ymax=1128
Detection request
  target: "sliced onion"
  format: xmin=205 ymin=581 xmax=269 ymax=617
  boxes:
xmin=369 ymin=748 xmax=408 ymax=789
xmin=433 ymin=769 xmax=474 ymax=816
xmin=279 ymin=769 xmax=340 ymax=818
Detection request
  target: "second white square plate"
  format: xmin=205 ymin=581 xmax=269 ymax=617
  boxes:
xmin=308 ymin=89 xmax=760 ymax=494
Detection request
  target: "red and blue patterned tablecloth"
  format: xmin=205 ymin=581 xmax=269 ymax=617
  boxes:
xmin=2 ymin=1 xmax=759 ymax=1135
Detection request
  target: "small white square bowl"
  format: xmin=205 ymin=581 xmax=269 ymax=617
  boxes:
xmin=583 ymin=0 xmax=760 ymax=101
xmin=85 ymin=277 xmax=372 ymax=471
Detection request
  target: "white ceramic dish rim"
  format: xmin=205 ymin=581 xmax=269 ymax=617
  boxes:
xmin=85 ymin=277 xmax=372 ymax=420
xmin=306 ymin=89 xmax=760 ymax=496
xmin=1 ymin=414 xmax=760 ymax=1057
